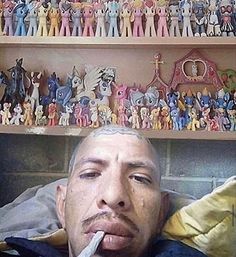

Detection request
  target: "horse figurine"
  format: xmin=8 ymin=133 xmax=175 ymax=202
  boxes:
xmin=82 ymin=2 xmax=95 ymax=36
xmin=206 ymin=0 xmax=221 ymax=36
xmin=14 ymin=2 xmax=29 ymax=36
xmin=120 ymin=1 xmax=132 ymax=37
xmin=59 ymin=1 xmax=71 ymax=36
xmin=144 ymin=0 xmax=156 ymax=37
xmin=180 ymin=0 xmax=193 ymax=36
xmin=94 ymin=1 xmax=106 ymax=37
xmin=131 ymin=1 xmax=145 ymax=37
xmin=0 ymin=0 xmax=3 ymax=35
xmin=0 ymin=71 xmax=11 ymax=106
xmin=106 ymin=0 xmax=120 ymax=37
xmin=27 ymin=0 xmax=40 ymax=36
xmin=56 ymin=77 xmax=73 ymax=108
xmin=48 ymin=6 xmax=60 ymax=36
xmin=71 ymin=2 xmax=83 ymax=36
xmin=3 ymin=0 xmax=15 ymax=36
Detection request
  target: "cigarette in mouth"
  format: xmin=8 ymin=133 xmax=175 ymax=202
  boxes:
xmin=77 ymin=231 xmax=105 ymax=257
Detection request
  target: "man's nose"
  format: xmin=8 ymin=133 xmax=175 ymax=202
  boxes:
xmin=96 ymin=174 xmax=131 ymax=211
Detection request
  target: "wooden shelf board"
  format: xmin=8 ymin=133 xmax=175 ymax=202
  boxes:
xmin=1 ymin=125 xmax=236 ymax=140
xmin=0 ymin=36 xmax=235 ymax=49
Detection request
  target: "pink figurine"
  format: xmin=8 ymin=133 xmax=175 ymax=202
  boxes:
xmin=140 ymin=106 xmax=151 ymax=128
xmin=169 ymin=0 xmax=181 ymax=37
xmin=144 ymin=0 xmax=156 ymax=37
xmin=74 ymin=103 xmax=89 ymax=127
xmin=82 ymin=2 xmax=95 ymax=36
xmin=120 ymin=1 xmax=132 ymax=37
xmin=114 ymin=84 xmax=128 ymax=114
xmin=59 ymin=1 xmax=71 ymax=36
xmin=3 ymin=0 xmax=15 ymax=36
xmin=117 ymin=105 xmax=128 ymax=126
xmin=156 ymin=1 xmax=169 ymax=37
xmin=129 ymin=106 xmax=140 ymax=129
xmin=0 ymin=0 xmax=3 ymax=35
xmin=47 ymin=102 xmax=58 ymax=126
xmin=23 ymin=102 xmax=33 ymax=126
xmin=0 ymin=103 xmax=11 ymax=125
xmin=71 ymin=2 xmax=83 ymax=36
xmin=94 ymin=1 xmax=106 ymax=37
xmin=49 ymin=6 xmax=60 ymax=36
xmin=180 ymin=0 xmax=193 ymax=37
xmin=36 ymin=1 xmax=51 ymax=36
xmin=131 ymin=0 xmax=145 ymax=37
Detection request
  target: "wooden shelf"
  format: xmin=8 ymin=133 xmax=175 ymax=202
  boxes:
xmin=0 ymin=36 xmax=235 ymax=49
xmin=0 ymin=125 xmax=235 ymax=140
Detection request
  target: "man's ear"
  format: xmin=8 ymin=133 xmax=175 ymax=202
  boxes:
xmin=56 ymin=184 xmax=67 ymax=229
xmin=156 ymin=191 xmax=170 ymax=234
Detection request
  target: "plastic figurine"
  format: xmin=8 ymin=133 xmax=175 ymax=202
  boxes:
xmin=9 ymin=103 xmax=24 ymax=125
xmin=160 ymin=105 xmax=171 ymax=130
xmin=199 ymin=107 xmax=211 ymax=131
xmin=187 ymin=108 xmax=200 ymax=131
xmin=27 ymin=1 xmax=40 ymax=36
xmin=82 ymin=2 xmax=95 ymax=36
xmin=35 ymin=105 xmax=47 ymax=126
xmin=150 ymin=107 xmax=161 ymax=130
xmin=219 ymin=0 xmax=234 ymax=36
xmin=144 ymin=86 xmax=160 ymax=108
xmin=156 ymin=2 xmax=169 ymax=37
xmin=56 ymin=79 xmax=73 ymax=108
xmin=169 ymin=0 xmax=181 ymax=37
xmin=95 ymin=80 xmax=113 ymax=106
xmin=128 ymin=106 xmax=140 ymax=129
xmin=23 ymin=102 xmax=33 ymax=126
xmin=48 ymin=4 xmax=60 ymax=36
xmin=0 ymin=102 xmax=11 ymax=125
xmin=106 ymin=0 xmax=120 ymax=37
xmin=180 ymin=0 xmax=193 ymax=36
xmin=47 ymin=102 xmax=58 ymax=126
xmin=0 ymin=0 xmax=3 ymax=35
xmin=120 ymin=1 xmax=132 ymax=37
xmin=74 ymin=102 xmax=89 ymax=127
xmin=131 ymin=0 xmax=145 ymax=36
xmin=0 ymin=71 xmax=11 ymax=106
xmin=59 ymin=0 xmax=71 ymax=36
xmin=3 ymin=0 xmax=15 ymax=36
xmin=71 ymin=2 xmax=83 ymax=36
xmin=140 ymin=106 xmax=151 ymax=128
xmin=129 ymin=88 xmax=145 ymax=107
xmin=117 ymin=105 xmax=128 ymax=126
xmin=89 ymin=101 xmax=99 ymax=128
xmin=94 ymin=1 xmax=106 ymax=37
xmin=192 ymin=0 xmax=207 ymax=36
xmin=144 ymin=0 xmax=156 ymax=37
xmin=206 ymin=0 xmax=221 ymax=36
xmin=227 ymin=109 xmax=236 ymax=131
xmin=14 ymin=2 xmax=29 ymax=36
xmin=58 ymin=102 xmax=74 ymax=126
xmin=36 ymin=1 xmax=51 ymax=36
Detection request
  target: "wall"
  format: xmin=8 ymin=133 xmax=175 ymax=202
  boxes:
xmin=0 ymin=133 xmax=235 ymax=207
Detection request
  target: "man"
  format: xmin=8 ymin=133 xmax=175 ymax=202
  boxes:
xmin=3 ymin=125 xmax=208 ymax=257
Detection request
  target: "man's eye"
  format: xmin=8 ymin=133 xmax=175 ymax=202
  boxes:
xmin=130 ymin=175 xmax=152 ymax=185
xmin=79 ymin=171 xmax=100 ymax=179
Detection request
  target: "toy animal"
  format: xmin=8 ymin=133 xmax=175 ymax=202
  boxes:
xmin=59 ymin=1 xmax=71 ymax=36
xmin=156 ymin=4 xmax=169 ymax=37
xmin=227 ymin=109 xmax=236 ymax=131
xmin=95 ymin=80 xmax=113 ymax=106
xmin=144 ymin=0 xmax=156 ymax=37
xmin=0 ymin=102 xmax=11 ymax=125
xmin=169 ymin=1 xmax=181 ymax=37
xmin=131 ymin=1 xmax=145 ymax=36
xmin=35 ymin=105 xmax=47 ymax=126
xmin=219 ymin=0 xmax=235 ymax=36
xmin=47 ymin=102 xmax=58 ymax=126
xmin=0 ymin=0 xmax=4 ymax=35
xmin=98 ymin=104 xmax=112 ymax=126
xmin=106 ymin=0 xmax=120 ymax=37
xmin=144 ymin=86 xmax=160 ymax=108
xmin=150 ymin=107 xmax=161 ymax=130
xmin=170 ymin=107 xmax=184 ymax=130
xmin=82 ymin=3 xmax=95 ymax=36
xmin=71 ymin=2 xmax=83 ymax=36
xmin=120 ymin=2 xmax=132 ymax=37
xmin=3 ymin=0 xmax=15 ymax=36
xmin=48 ymin=6 xmax=60 ymax=36
xmin=129 ymin=87 xmax=145 ymax=107
xmin=129 ymin=106 xmax=140 ymax=129
xmin=10 ymin=103 xmax=24 ymax=125
xmin=89 ymin=101 xmax=99 ymax=128
xmin=187 ymin=108 xmax=200 ymax=131
xmin=58 ymin=102 xmax=74 ymax=126
xmin=36 ymin=1 xmax=51 ymax=36
xmin=192 ymin=0 xmax=207 ymax=36
xmin=56 ymin=78 xmax=73 ymax=108
xmin=14 ymin=2 xmax=29 ymax=36
xmin=0 ymin=71 xmax=11 ymax=106
xmin=74 ymin=102 xmax=89 ymax=127
xmin=206 ymin=0 xmax=221 ymax=36
xmin=23 ymin=102 xmax=33 ymax=126
xmin=180 ymin=0 xmax=193 ymax=36
xmin=140 ymin=106 xmax=151 ymax=128
xmin=117 ymin=105 xmax=128 ymax=126
xmin=27 ymin=1 xmax=40 ymax=36
xmin=160 ymin=105 xmax=171 ymax=129
xmin=94 ymin=1 xmax=106 ymax=37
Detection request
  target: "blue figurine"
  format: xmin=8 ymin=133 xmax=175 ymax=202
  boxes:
xmin=14 ymin=1 xmax=29 ymax=36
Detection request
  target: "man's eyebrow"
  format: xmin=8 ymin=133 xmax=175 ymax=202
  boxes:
xmin=126 ymin=161 xmax=157 ymax=173
xmin=73 ymin=157 xmax=107 ymax=170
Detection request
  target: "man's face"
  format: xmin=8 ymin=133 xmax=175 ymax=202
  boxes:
xmin=58 ymin=133 xmax=162 ymax=257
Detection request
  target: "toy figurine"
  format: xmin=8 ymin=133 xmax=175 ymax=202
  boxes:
xmin=71 ymin=2 xmax=83 ymax=36
xmin=23 ymin=102 xmax=33 ymax=126
xmin=206 ymin=0 xmax=221 ymax=36
xmin=144 ymin=86 xmax=160 ymax=108
xmin=47 ymin=102 xmax=58 ymax=126
xmin=227 ymin=109 xmax=236 ymax=131
xmin=89 ymin=101 xmax=99 ymax=128
xmin=156 ymin=1 xmax=169 ymax=37
xmin=97 ymin=104 xmax=112 ymax=126
xmin=144 ymin=0 xmax=156 ymax=37
xmin=58 ymin=102 xmax=74 ymax=126
xmin=128 ymin=106 xmax=140 ymax=129
xmin=35 ymin=105 xmax=47 ymax=126
xmin=180 ymin=0 xmax=193 ymax=36
xmin=129 ymin=88 xmax=145 ymax=107
xmin=150 ymin=107 xmax=161 ymax=130
xmin=14 ymin=2 xmax=29 ymax=36
xmin=160 ymin=105 xmax=171 ymax=130
xmin=140 ymin=106 xmax=151 ymax=128
xmin=0 ymin=103 xmax=11 ymax=125
xmin=120 ymin=1 xmax=132 ymax=37
xmin=187 ymin=108 xmax=200 ymax=131
xmin=36 ymin=1 xmax=51 ymax=36
xmin=0 ymin=71 xmax=11 ymax=106
xmin=199 ymin=107 xmax=211 ymax=131
xmin=169 ymin=0 xmax=181 ymax=37
xmin=219 ymin=0 xmax=235 ymax=36
xmin=94 ymin=1 xmax=106 ymax=37
xmin=95 ymin=80 xmax=113 ymax=106
xmin=170 ymin=108 xmax=184 ymax=130
xmin=56 ymin=79 xmax=73 ymax=108
xmin=131 ymin=0 xmax=145 ymax=36
xmin=192 ymin=0 xmax=207 ymax=36
xmin=82 ymin=2 xmax=95 ymax=36
xmin=106 ymin=0 xmax=120 ymax=37
xmin=59 ymin=0 xmax=71 ymax=36
xmin=117 ymin=105 xmax=128 ymax=126
xmin=74 ymin=102 xmax=90 ymax=127
xmin=0 ymin=0 xmax=3 ymax=35
xmin=3 ymin=0 xmax=15 ymax=36
xmin=48 ymin=5 xmax=60 ymax=36
xmin=27 ymin=1 xmax=40 ymax=36
xmin=10 ymin=103 xmax=24 ymax=125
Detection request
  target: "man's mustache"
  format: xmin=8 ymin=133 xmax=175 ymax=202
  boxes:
xmin=82 ymin=211 xmax=140 ymax=233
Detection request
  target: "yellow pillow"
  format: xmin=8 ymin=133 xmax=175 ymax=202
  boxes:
xmin=162 ymin=176 xmax=236 ymax=257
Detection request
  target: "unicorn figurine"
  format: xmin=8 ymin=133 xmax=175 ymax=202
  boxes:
xmin=36 ymin=1 xmax=51 ymax=36
xmin=144 ymin=0 xmax=156 ymax=37
xmin=27 ymin=0 xmax=40 ymax=36
xmin=94 ymin=1 xmax=106 ymax=37
xmin=3 ymin=0 xmax=15 ymax=36
xmin=14 ymin=2 xmax=29 ymax=36
xmin=120 ymin=1 xmax=132 ymax=37
xmin=48 ymin=2 xmax=60 ymax=36
xmin=82 ymin=2 xmax=95 ymax=36
xmin=59 ymin=0 xmax=71 ymax=36
xmin=131 ymin=0 xmax=145 ymax=36
xmin=71 ymin=2 xmax=83 ymax=36
xmin=180 ymin=0 xmax=193 ymax=36
xmin=106 ymin=0 xmax=120 ymax=37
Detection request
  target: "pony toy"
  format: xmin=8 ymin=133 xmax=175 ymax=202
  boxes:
xmin=169 ymin=0 xmax=181 ymax=37
xmin=131 ymin=0 xmax=145 ymax=36
xmin=117 ymin=105 xmax=128 ymax=126
xmin=94 ymin=1 xmax=106 ymax=37
xmin=95 ymin=80 xmax=113 ymax=106
xmin=14 ymin=2 xmax=29 ymax=36
xmin=106 ymin=0 xmax=120 ymax=37
xmin=180 ymin=0 xmax=193 ymax=36
xmin=82 ymin=2 xmax=95 ymax=36
xmin=27 ymin=1 xmax=40 ymax=36
xmin=59 ymin=1 xmax=71 ymax=36
xmin=114 ymin=84 xmax=129 ymax=114
xmin=120 ymin=1 xmax=132 ymax=37
xmin=36 ymin=1 xmax=51 ymax=36
xmin=140 ymin=106 xmax=151 ymax=128
xmin=74 ymin=102 xmax=89 ymax=127
xmin=144 ymin=86 xmax=160 ymax=108
xmin=58 ymin=102 xmax=74 ymax=126
xmin=35 ymin=105 xmax=47 ymax=126
xmin=23 ymin=102 xmax=33 ymax=126
xmin=0 ymin=71 xmax=11 ymax=106
xmin=48 ymin=5 xmax=60 ymax=36
xmin=71 ymin=2 xmax=83 ymax=36
xmin=219 ymin=0 xmax=234 ymax=36
xmin=150 ymin=107 xmax=161 ymax=130
xmin=156 ymin=0 xmax=169 ymax=37
xmin=89 ymin=101 xmax=99 ymax=128
xmin=10 ymin=103 xmax=24 ymax=125
xmin=56 ymin=78 xmax=73 ymax=108
xmin=170 ymin=108 xmax=184 ymax=130
xmin=129 ymin=106 xmax=140 ymax=129
xmin=192 ymin=0 xmax=207 ymax=36
xmin=227 ymin=109 xmax=236 ymax=131
xmin=144 ymin=0 xmax=156 ymax=37
xmin=47 ymin=102 xmax=58 ymax=126
xmin=187 ymin=108 xmax=200 ymax=131
xmin=3 ymin=0 xmax=15 ymax=36
xmin=129 ymin=87 xmax=145 ymax=107
xmin=206 ymin=0 xmax=221 ymax=36
xmin=0 ymin=0 xmax=3 ymax=35
xmin=0 ymin=103 xmax=11 ymax=125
